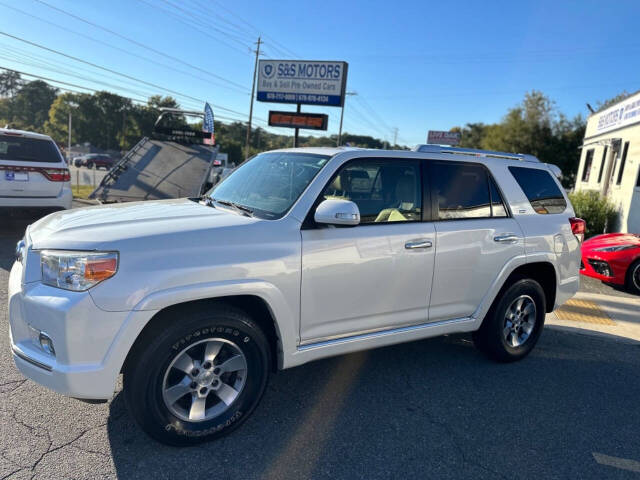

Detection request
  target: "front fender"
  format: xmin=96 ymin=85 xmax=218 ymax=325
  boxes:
xmin=131 ymin=279 xmax=297 ymax=368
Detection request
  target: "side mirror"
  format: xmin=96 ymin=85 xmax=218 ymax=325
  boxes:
xmin=314 ymin=199 xmax=360 ymax=226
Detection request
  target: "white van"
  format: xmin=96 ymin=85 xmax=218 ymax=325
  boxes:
xmin=0 ymin=128 xmax=72 ymax=212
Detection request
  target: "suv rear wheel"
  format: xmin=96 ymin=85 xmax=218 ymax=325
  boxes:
xmin=123 ymin=304 xmax=270 ymax=446
xmin=473 ymin=277 xmax=546 ymax=362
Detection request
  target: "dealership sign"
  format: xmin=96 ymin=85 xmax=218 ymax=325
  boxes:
xmin=595 ymin=91 xmax=640 ymax=135
xmin=427 ymin=131 xmax=461 ymax=146
xmin=257 ymin=60 xmax=348 ymax=107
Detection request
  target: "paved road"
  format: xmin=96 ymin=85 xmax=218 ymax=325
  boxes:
xmin=1 ymin=211 xmax=639 ymax=479
xmin=579 ymin=274 xmax=639 ymax=300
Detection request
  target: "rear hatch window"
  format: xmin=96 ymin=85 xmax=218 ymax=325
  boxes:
xmin=0 ymin=135 xmax=62 ymax=163
xmin=509 ymin=166 xmax=567 ymax=214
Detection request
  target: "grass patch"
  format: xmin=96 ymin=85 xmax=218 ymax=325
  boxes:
xmin=73 ymin=185 xmax=96 ymax=199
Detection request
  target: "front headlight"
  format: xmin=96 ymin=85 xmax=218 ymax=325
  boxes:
xmin=593 ymin=244 xmax=636 ymax=252
xmin=40 ymin=250 xmax=118 ymax=291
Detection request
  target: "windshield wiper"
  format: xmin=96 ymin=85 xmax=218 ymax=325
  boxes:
xmin=211 ymin=198 xmax=254 ymax=217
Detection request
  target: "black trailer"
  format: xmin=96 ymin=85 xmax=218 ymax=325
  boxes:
xmin=90 ymin=109 xmax=221 ymax=203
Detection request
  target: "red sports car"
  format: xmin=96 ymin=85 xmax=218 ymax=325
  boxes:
xmin=580 ymin=233 xmax=640 ymax=294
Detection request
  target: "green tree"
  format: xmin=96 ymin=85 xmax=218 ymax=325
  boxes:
xmin=462 ymin=91 xmax=585 ymax=188
xmin=595 ymin=90 xmax=631 ymax=112
xmin=8 ymin=80 xmax=57 ymax=131
xmin=0 ymin=70 xmax=22 ymax=97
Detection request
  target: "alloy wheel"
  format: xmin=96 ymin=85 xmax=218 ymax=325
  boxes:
xmin=162 ymin=338 xmax=247 ymax=422
xmin=502 ymin=295 xmax=536 ymax=348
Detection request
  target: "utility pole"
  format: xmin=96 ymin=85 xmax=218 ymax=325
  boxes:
xmin=245 ymin=36 xmax=262 ymax=161
xmin=392 ymin=127 xmax=398 ymax=147
xmin=293 ymin=103 xmax=301 ymax=148
xmin=337 ymin=91 xmax=357 ymax=147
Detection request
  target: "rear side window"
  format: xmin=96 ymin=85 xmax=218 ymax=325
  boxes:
xmin=431 ymin=162 xmax=492 ymax=219
xmin=0 ymin=135 xmax=62 ymax=163
xmin=509 ymin=166 xmax=567 ymax=214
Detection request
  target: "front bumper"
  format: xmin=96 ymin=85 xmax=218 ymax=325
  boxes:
xmin=579 ymin=254 xmax=624 ymax=285
xmin=8 ymin=259 xmax=156 ymax=400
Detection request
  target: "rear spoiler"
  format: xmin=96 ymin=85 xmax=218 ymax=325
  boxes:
xmin=545 ymin=163 xmax=562 ymax=179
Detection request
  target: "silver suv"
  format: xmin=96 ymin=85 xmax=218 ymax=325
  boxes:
xmin=9 ymin=145 xmax=582 ymax=445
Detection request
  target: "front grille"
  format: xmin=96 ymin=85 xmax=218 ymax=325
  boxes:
xmin=588 ymin=259 xmax=612 ymax=277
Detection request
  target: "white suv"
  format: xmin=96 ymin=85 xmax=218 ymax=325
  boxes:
xmin=0 ymin=128 xmax=72 ymax=212
xmin=8 ymin=146 xmax=582 ymax=445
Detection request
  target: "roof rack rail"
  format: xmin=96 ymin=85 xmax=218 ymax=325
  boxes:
xmin=412 ymin=144 xmax=540 ymax=163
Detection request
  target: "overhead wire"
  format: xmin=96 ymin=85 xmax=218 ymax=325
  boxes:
xmin=0 ymin=1 xmax=249 ymax=95
xmin=31 ymin=0 xmax=248 ymax=91
xmin=0 ymin=31 xmax=258 ymax=119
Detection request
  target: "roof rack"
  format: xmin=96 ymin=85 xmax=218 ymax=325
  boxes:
xmin=412 ymin=144 xmax=540 ymax=163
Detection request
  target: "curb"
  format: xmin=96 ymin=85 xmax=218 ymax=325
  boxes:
xmin=72 ymin=198 xmax=101 ymax=206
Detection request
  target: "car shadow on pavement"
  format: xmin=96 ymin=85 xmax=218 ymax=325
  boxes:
xmin=106 ymin=329 xmax=640 ymax=480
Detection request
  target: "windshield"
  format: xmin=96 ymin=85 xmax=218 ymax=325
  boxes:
xmin=209 ymin=151 xmax=330 ymax=219
xmin=0 ymin=135 xmax=62 ymax=163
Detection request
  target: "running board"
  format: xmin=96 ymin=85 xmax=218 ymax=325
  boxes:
xmin=298 ymin=317 xmax=475 ymax=352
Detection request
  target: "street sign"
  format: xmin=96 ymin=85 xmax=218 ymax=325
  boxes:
xmin=427 ymin=131 xmax=461 ymax=146
xmin=268 ymin=111 xmax=328 ymax=130
xmin=257 ymin=60 xmax=348 ymax=107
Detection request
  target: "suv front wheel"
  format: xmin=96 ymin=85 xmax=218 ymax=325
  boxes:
xmin=123 ymin=304 xmax=270 ymax=445
xmin=473 ymin=277 xmax=546 ymax=362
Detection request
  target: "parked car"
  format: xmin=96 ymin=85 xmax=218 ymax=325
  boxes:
xmin=85 ymin=154 xmax=115 ymax=170
xmin=580 ymin=232 xmax=640 ymax=293
xmin=9 ymin=146 xmax=582 ymax=445
xmin=0 ymin=128 xmax=72 ymax=212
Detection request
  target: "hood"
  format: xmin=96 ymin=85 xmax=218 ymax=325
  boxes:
xmin=28 ymin=198 xmax=257 ymax=250
xmin=583 ymin=232 xmax=640 ymax=251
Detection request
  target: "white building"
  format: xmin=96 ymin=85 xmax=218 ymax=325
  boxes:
xmin=575 ymin=90 xmax=640 ymax=233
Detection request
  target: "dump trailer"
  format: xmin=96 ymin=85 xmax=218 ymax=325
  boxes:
xmin=90 ymin=108 xmax=218 ymax=203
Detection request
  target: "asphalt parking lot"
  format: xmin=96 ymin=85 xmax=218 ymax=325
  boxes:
xmin=1 ymin=209 xmax=639 ymax=479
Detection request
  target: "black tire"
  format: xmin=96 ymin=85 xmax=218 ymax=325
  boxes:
xmin=86 ymin=161 xmax=94 ymax=169
xmin=625 ymin=259 xmax=640 ymax=295
xmin=123 ymin=303 xmax=270 ymax=446
xmin=472 ymin=277 xmax=546 ymax=363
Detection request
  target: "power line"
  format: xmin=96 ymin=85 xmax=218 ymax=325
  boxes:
xmin=0 ymin=66 xmax=264 ymax=128
xmin=207 ymin=0 xmax=300 ymax=59
xmin=0 ymin=1 xmax=249 ymax=95
xmin=0 ymin=31 xmax=253 ymax=118
xmin=135 ymin=0 xmax=251 ymax=56
xmin=157 ymin=0 xmax=253 ymax=47
xmin=31 ymin=0 xmax=248 ymax=91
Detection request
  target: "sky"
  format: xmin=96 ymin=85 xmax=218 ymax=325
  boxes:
xmin=1 ymin=0 xmax=639 ymax=146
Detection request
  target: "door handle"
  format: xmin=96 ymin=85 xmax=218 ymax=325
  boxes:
xmin=405 ymin=239 xmax=433 ymax=249
xmin=493 ymin=234 xmax=520 ymax=244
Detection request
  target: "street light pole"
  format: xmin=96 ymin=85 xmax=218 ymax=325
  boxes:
xmin=337 ymin=91 xmax=356 ymax=147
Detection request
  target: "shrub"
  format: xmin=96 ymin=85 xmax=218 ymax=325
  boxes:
xmin=568 ymin=190 xmax=618 ymax=238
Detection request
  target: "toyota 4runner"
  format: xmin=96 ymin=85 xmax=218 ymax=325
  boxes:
xmin=8 ymin=145 xmax=583 ymax=445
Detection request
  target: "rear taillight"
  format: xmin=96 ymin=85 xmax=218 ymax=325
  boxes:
xmin=569 ymin=217 xmax=586 ymax=243
xmin=40 ymin=168 xmax=70 ymax=182
xmin=0 ymin=165 xmax=70 ymax=182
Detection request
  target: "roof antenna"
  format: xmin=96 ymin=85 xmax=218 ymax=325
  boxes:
xmin=586 ymin=103 xmax=595 ymax=114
